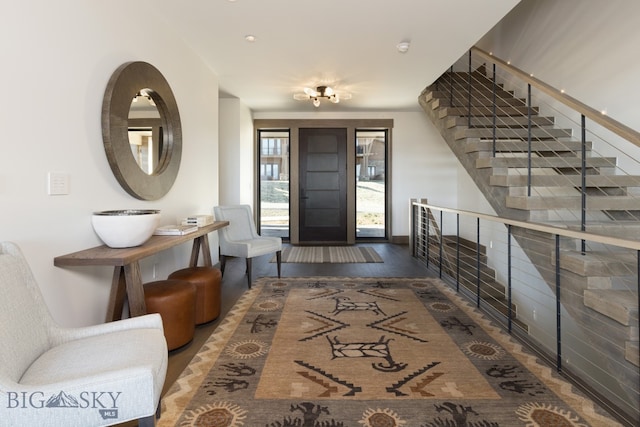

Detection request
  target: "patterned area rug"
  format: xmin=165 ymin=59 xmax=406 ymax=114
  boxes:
xmin=159 ymin=277 xmax=619 ymax=427
xmin=271 ymin=246 xmax=383 ymax=263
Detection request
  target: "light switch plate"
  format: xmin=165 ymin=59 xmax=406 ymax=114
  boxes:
xmin=48 ymin=172 xmax=69 ymax=195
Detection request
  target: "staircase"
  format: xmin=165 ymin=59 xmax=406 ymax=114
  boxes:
xmin=419 ymin=66 xmax=639 ymax=412
xmin=421 ymin=209 xmax=525 ymax=330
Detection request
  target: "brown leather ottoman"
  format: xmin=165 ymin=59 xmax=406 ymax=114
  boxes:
xmin=144 ymin=279 xmax=196 ymax=351
xmin=168 ymin=267 xmax=222 ymax=325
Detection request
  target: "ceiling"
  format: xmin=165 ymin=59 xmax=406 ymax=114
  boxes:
xmin=153 ymin=0 xmax=520 ymax=113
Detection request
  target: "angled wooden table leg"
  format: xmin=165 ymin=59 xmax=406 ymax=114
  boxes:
xmin=124 ymin=262 xmax=147 ymax=317
xmin=200 ymin=234 xmax=212 ymax=267
xmin=189 ymin=234 xmax=213 ymax=267
xmin=106 ymin=266 xmax=127 ymax=322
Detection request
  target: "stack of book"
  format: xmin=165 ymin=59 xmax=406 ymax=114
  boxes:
xmin=153 ymin=224 xmax=198 ymax=236
xmin=181 ymin=215 xmax=214 ymax=227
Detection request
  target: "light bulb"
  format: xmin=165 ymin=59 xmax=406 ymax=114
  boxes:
xmin=313 ymin=98 xmax=320 ymax=107
xmin=304 ymin=87 xmax=317 ymax=97
xmin=324 ymin=86 xmax=334 ymax=96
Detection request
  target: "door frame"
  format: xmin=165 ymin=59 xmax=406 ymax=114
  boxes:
xmin=254 ymin=119 xmax=393 ymax=245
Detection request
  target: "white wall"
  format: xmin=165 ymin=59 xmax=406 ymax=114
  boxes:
xmin=0 ymin=1 xmax=220 ymax=326
xmin=219 ymin=98 xmax=254 ymax=206
xmin=250 ymin=111 xmax=459 ymax=238
xmin=478 ymin=0 xmax=640 ymax=135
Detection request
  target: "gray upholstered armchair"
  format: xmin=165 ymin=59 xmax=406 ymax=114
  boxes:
xmin=0 ymin=241 xmax=167 ymax=426
xmin=213 ymin=204 xmax=282 ymax=288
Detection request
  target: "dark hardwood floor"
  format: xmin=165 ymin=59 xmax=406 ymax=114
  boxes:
xmin=122 ymin=242 xmax=431 ymax=426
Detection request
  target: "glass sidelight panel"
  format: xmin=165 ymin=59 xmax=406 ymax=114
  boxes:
xmin=356 ymin=129 xmax=387 ymax=238
xmin=258 ymin=130 xmax=290 ymax=239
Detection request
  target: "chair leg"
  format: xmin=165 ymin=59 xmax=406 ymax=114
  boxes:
xmin=246 ymin=258 xmax=252 ymax=289
xmin=219 ymin=253 xmax=226 ymax=276
xmin=276 ymin=250 xmax=282 ymax=278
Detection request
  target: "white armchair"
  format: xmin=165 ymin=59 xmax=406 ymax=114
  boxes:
xmin=213 ymin=204 xmax=282 ymax=288
xmin=0 ymin=241 xmax=167 ymax=426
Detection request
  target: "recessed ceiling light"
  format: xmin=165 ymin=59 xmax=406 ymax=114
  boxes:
xmin=245 ymin=35 xmax=256 ymax=42
xmin=396 ymin=41 xmax=410 ymax=53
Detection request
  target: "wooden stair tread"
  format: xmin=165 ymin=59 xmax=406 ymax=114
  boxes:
xmin=458 ymin=128 xmax=573 ymax=140
xmin=439 ymin=105 xmax=538 ymax=118
xmin=424 ymin=89 xmax=515 ymax=102
xmin=506 ymin=195 xmax=640 ymax=210
xmin=491 ymin=174 xmax=640 ymax=187
xmin=558 ymin=249 xmax=637 ymax=277
xmin=449 ymin=116 xmax=555 ymax=128
xmin=476 ymin=156 xmax=617 ymax=169
xmin=583 ymin=289 xmax=639 ymax=326
xmin=433 ymin=97 xmax=526 ymax=109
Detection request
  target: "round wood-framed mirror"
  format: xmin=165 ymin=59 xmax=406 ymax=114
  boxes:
xmin=102 ymin=61 xmax=182 ymax=200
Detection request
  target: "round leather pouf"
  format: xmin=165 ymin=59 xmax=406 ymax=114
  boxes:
xmin=168 ymin=267 xmax=222 ymax=325
xmin=144 ymin=279 xmax=196 ymax=351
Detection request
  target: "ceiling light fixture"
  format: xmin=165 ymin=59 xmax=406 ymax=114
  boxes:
xmin=245 ymin=34 xmax=256 ymax=42
xmin=293 ymin=85 xmax=351 ymax=107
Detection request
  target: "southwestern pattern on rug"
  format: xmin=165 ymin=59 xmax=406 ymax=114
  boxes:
xmin=159 ymin=277 xmax=619 ymax=427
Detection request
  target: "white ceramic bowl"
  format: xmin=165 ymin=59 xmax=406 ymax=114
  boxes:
xmin=91 ymin=209 xmax=161 ymax=248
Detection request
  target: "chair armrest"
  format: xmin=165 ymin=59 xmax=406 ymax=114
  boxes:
xmin=49 ymin=313 xmax=164 ymax=346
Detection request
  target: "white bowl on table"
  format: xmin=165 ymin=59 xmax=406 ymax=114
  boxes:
xmin=91 ymin=209 xmax=161 ymax=248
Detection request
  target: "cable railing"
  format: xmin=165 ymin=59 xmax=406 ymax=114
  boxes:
xmin=423 ymin=47 xmax=640 ymax=238
xmin=411 ymin=200 xmax=639 ymax=426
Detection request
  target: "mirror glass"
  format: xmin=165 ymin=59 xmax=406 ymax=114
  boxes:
xmin=102 ymin=62 xmax=182 ymax=200
xmin=128 ymin=89 xmax=162 ymax=175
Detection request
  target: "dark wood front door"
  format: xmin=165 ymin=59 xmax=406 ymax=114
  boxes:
xmin=299 ymin=128 xmax=347 ymax=243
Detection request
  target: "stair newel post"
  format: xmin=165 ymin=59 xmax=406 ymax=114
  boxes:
xmin=507 ymin=224 xmax=513 ymax=333
xmin=411 ymin=202 xmax=417 ymax=257
xmin=476 ymin=217 xmax=481 ymax=308
xmin=468 ymin=50 xmax=472 ymax=128
xmin=439 ymin=210 xmax=443 ymax=278
xmin=527 ymin=84 xmax=533 ymax=196
xmin=555 ymin=234 xmax=563 ymax=373
xmin=492 ymin=63 xmax=497 ymax=157
xmin=637 ymin=251 xmax=640 ymax=381
xmin=425 ymin=208 xmax=430 ymax=268
xmin=581 ymin=114 xmax=587 ymax=253
xmin=456 ymin=214 xmax=460 ymax=293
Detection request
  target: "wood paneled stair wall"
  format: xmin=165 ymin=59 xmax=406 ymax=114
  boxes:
xmin=419 ymin=66 xmax=639 ymax=414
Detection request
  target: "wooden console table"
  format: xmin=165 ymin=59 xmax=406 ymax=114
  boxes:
xmin=54 ymin=221 xmax=228 ymax=322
